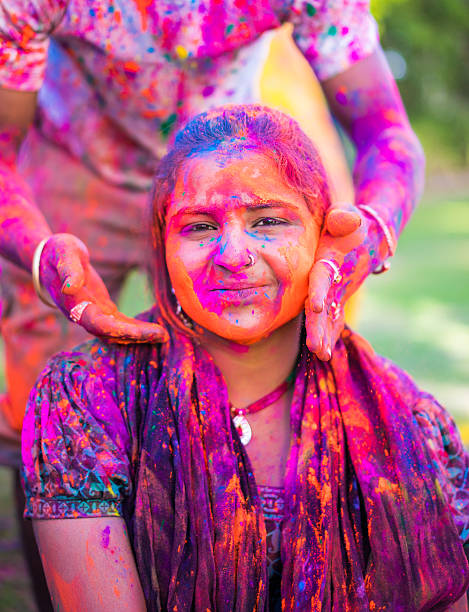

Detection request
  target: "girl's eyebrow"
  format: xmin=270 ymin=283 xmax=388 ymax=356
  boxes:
xmin=172 ymin=199 xmax=299 ymax=218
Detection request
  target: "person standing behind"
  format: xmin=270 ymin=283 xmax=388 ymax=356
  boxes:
xmin=0 ymin=0 xmax=424 ymax=438
xmin=0 ymin=4 xmax=424 ymax=606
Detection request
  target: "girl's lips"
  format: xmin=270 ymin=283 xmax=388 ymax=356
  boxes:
xmin=208 ymin=285 xmax=271 ymax=302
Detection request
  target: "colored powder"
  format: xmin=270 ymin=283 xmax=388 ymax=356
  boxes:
xmin=101 ymin=525 xmax=111 ymax=549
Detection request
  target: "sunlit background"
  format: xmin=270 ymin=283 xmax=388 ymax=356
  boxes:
xmin=1 ymin=0 xmax=468 ymax=608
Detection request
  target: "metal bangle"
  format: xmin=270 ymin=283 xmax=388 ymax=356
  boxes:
xmin=358 ymin=205 xmax=396 ymax=274
xmin=31 ymin=237 xmax=56 ymax=308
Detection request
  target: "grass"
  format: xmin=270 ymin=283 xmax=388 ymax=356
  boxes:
xmin=355 ymin=196 xmax=469 ymax=440
xmin=0 ymin=468 xmax=35 ymax=612
xmin=0 ymin=189 xmax=468 ymax=610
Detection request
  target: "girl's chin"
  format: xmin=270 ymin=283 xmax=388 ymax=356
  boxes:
xmin=218 ymin=328 xmax=273 ymax=346
xmin=188 ymin=301 xmax=305 ymax=345
xmin=195 ymin=312 xmax=296 ymax=346
xmin=193 ymin=315 xmax=277 ymax=346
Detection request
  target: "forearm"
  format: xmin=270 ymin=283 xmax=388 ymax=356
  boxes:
xmin=0 ymin=159 xmax=52 ymax=271
xmin=0 ymin=91 xmax=52 ymax=271
xmin=322 ymin=48 xmax=425 ymax=249
xmin=353 ymin=123 xmax=425 ymax=244
xmin=34 ymin=517 xmax=147 ymax=612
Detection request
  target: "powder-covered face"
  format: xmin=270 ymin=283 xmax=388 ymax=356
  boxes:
xmin=164 ymin=150 xmax=321 ymax=344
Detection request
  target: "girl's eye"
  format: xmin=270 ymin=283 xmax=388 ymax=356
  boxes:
xmin=253 ymin=217 xmax=287 ymax=228
xmin=183 ymin=222 xmax=217 ymax=234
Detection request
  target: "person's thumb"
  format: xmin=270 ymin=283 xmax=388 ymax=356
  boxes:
xmin=325 ymin=207 xmax=361 ymax=237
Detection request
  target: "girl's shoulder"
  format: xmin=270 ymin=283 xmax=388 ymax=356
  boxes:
xmin=21 ymin=337 xmax=163 ymax=520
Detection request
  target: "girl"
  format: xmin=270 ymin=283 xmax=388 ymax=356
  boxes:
xmin=23 ymin=105 xmax=468 ymax=611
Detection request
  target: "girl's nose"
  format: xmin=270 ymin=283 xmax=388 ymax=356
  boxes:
xmin=212 ymin=227 xmax=254 ymax=272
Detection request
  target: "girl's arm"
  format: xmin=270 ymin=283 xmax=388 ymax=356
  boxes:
xmin=33 ymin=517 xmax=147 ymax=612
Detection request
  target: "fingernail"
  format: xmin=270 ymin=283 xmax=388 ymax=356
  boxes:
xmin=312 ymin=299 xmax=324 ymax=313
xmin=326 ymin=346 xmax=331 ymax=359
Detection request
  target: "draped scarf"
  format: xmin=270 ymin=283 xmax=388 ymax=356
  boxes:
xmin=116 ymin=324 xmax=468 ymax=611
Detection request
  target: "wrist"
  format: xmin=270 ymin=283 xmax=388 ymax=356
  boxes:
xmin=357 ymin=204 xmax=396 ymax=274
xmin=31 ymin=237 xmax=56 ymax=308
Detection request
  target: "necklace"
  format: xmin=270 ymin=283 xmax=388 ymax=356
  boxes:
xmin=230 ymin=373 xmax=294 ymax=446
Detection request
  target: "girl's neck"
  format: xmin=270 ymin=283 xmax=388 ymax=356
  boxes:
xmin=200 ymin=315 xmax=302 ymax=409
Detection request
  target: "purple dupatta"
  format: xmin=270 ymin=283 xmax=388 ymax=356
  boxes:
xmin=116 ymin=324 xmax=469 ymax=610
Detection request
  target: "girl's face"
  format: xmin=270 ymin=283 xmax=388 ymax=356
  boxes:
xmin=164 ymin=149 xmax=321 ymax=344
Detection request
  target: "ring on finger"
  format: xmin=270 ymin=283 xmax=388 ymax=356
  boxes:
xmin=330 ymin=300 xmax=342 ymax=322
xmin=69 ymin=301 xmax=92 ymax=324
xmin=317 ymin=258 xmax=342 ymax=284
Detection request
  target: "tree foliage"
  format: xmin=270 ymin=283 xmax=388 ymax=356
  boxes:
xmin=372 ymin=0 xmax=469 ymax=164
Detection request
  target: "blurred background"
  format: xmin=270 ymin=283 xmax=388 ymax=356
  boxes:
xmin=360 ymin=0 xmax=469 ymax=437
xmin=1 ymin=0 xmax=468 ymax=608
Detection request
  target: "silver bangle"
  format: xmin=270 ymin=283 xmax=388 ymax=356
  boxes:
xmin=31 ymin=237 xmax=56 ymax=308
xmin=358 ymin=205 xmax=396 ymax=274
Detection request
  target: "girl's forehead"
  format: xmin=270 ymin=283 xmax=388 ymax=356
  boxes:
xmin=168 ymin=149 xmax=307 ymax=213
xmin=180 ymin=149 xmax=275 ymax=182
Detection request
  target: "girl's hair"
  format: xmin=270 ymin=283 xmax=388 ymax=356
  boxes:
xmin=148 ymin=104 xmax=331 ymax=334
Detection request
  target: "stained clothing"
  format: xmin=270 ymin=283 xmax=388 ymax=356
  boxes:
xmin=259 ymin=485 xmax=285 ymax=611
xmin=22 ymin=320 xmax=469 ymax=610
xmin=0 ymin=0 xmax=378 ymax=431
xmin=0 ymin=0 xmax=378 ymax=188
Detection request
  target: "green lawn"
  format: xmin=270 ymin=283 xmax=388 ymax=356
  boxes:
xmin=355 ymin=196 xmax=469 ymax=442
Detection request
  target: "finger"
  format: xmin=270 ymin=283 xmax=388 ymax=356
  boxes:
xmin=314 ymin=331 xmax=332 ymax=361
xmin=311 ymin=309 xmax=334 ymax=361
xmin=317 ymin=300 xmax=345 ymax=361
xmin=306 ymin=322 xmax=321 ymax=354
xmin=58 ymin=249 xmax=87 ymax=295
xmin=328 ymin=309 xmax=344 ymax=352
xmin=79 ymin=304 xmax=169 ymax=343
xmin=325 ymin=209 xmax=362 ymax=237
xmin=305 ymin=305 xmax=326 ymax=354
xmin=308 ymin=261 xmax=334 ymax=313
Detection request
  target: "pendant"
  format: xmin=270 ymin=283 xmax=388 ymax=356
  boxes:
xmin=232 ymin=414 xmax=252 ymax=446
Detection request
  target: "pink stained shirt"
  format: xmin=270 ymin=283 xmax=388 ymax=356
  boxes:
xmin=0 ymin=0 xmax=378 ymax=190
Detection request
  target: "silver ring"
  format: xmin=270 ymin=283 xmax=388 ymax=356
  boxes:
xmin=69 ymin=300 xmax=92 ymax=324
xmin=330 ymin=300 xmax=342 ymax=322
xmin=317 ymin=258 xmax=342 ymax=284
xmin=247 ymin=254 xmax=255 ymax=267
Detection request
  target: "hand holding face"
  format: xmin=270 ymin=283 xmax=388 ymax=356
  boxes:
xmin=38 ymin=233 xmax=168 ymax=343
xmin=305 ymin=204 xmax=378 ymax=360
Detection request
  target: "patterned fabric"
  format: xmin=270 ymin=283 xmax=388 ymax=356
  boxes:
xmin=258 ymin=484 xmax=285 ymax=580
xmin=0 ymin=0 xmax=378 ymax=188
xmin=22 ymin=315 xmax=469 ymax=610
xmin=413 ymin=397 xmax=469 ymax=548
xmin=259 ymin=484 xmax=285 ymax=612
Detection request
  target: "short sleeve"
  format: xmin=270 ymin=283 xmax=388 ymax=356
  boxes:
xmin=289 ymin=0 xmax=379 ymax=80
xmin=22 ymin=348 xmax=133 ymax=519
xmin=413 ymin=394 xmax=469 ymax=547
xmin=0 ymin=0 xmax=68 ymax=91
